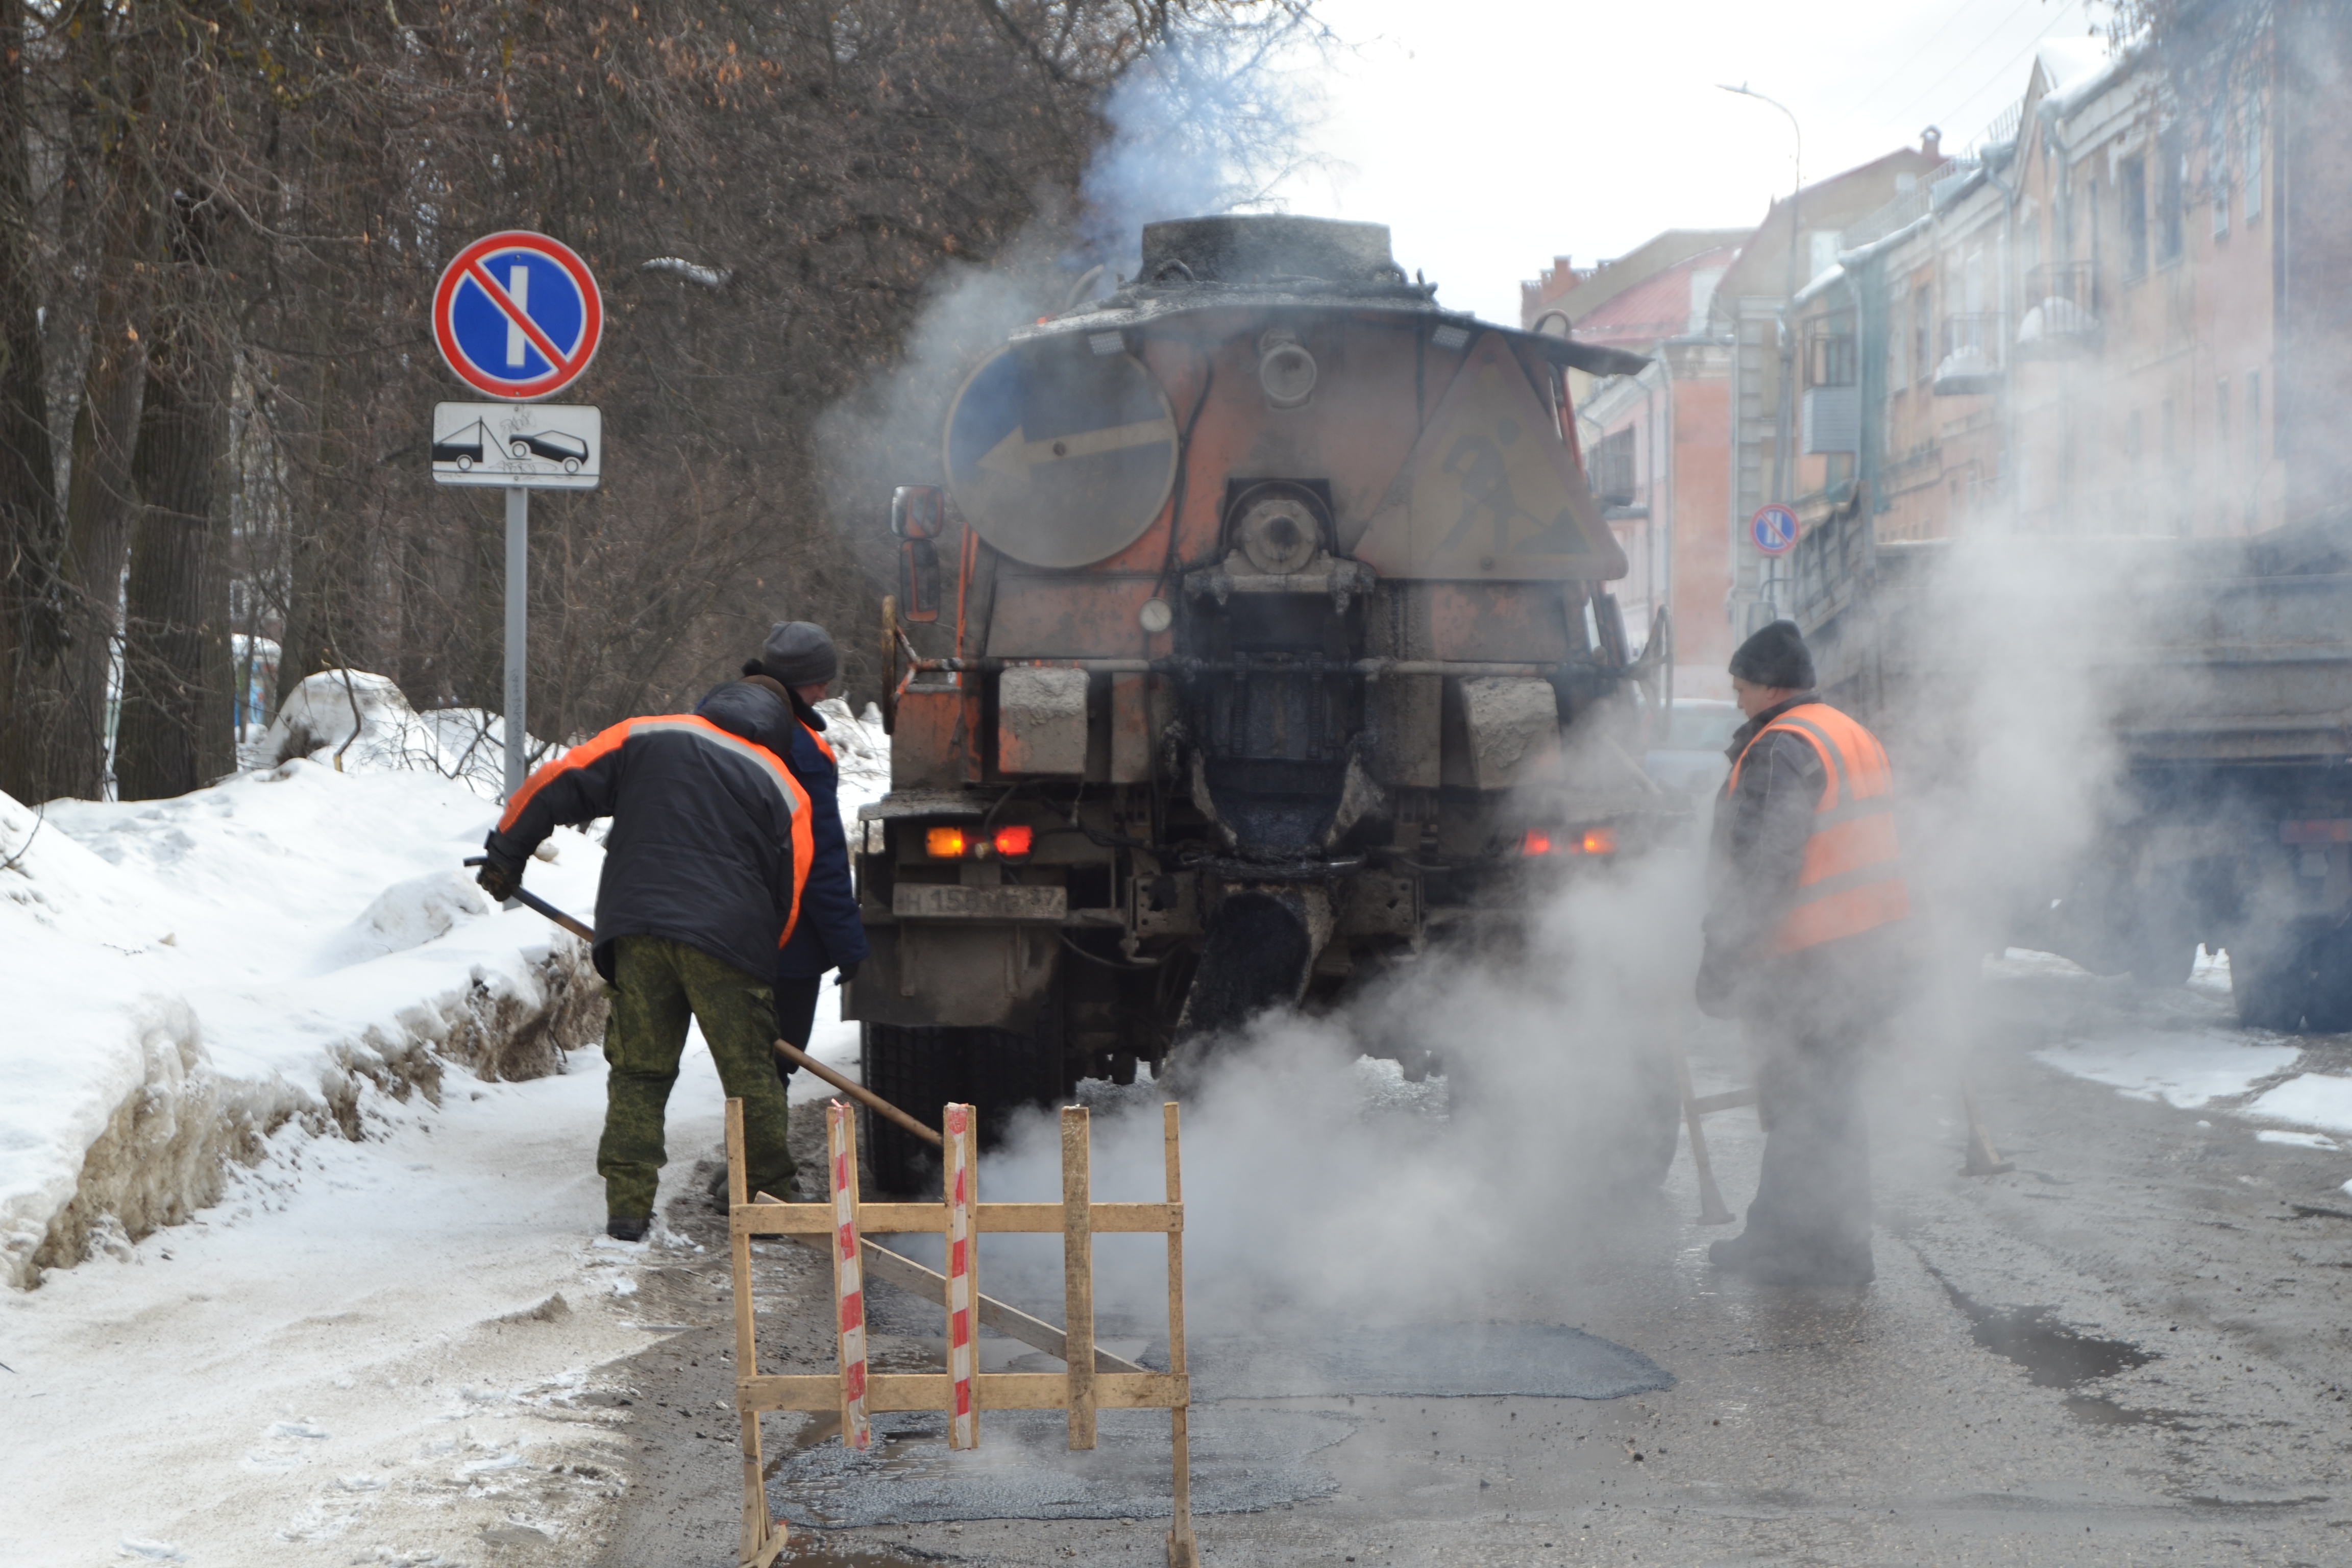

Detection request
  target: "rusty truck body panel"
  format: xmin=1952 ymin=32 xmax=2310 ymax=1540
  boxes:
xmin=844 ymin=215 xmax=1667 ymax=1187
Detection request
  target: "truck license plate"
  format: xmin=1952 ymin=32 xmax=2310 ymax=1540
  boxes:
xmin=892 ymin=885 xmax=1069 ymax=922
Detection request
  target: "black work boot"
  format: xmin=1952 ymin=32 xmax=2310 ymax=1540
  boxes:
xmin=1708 ymin=1228 xmax=1872 ymax=1286
xmin=606 ymin=1215 xmax=650 ymax=1242
xmin=1706 ymin=1229 xmax=1774 ymax=1271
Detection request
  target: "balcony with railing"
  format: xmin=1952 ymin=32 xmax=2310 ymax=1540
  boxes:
xmin=1932 ymin=313 xmax=2004 ymax=395
xmin=2014 ymin=261 xmax=2102 ymax=359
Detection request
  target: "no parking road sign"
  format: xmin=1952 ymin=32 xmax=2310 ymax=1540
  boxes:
xmin=433 ymin=231 xmax=603 ymax=401
xmin=1750 ymin=503 xmax=1800 ymax=556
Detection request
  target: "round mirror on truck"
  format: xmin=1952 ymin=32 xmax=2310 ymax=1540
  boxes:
xmin=943 ymin=340 xmax=1179 ymax=569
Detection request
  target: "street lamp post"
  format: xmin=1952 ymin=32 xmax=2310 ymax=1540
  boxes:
xmin=1721 ymin=82 xmax=1804 ymax=625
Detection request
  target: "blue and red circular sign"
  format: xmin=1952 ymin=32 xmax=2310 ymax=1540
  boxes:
xmin=433 ymin=231 xmax=602 ymax=401
xmin=1750 ymin=503 xmax=1800 ymax=556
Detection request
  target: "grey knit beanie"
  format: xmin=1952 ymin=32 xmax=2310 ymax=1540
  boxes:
xmin=760 ymin=621 xmax=840 ymax=688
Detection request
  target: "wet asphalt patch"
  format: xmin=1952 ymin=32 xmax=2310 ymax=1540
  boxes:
xmin=769 ymin=1407 xmax=1352 ymax=1528
xmin=1172 ymin=1321 xmax=1675 ymax=1400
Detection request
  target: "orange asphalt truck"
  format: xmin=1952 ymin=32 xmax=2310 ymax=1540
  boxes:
xmin=845 ymin=215 xmax=1670 ymax=1189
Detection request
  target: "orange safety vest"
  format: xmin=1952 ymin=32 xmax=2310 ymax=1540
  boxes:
xmin=1727 ymin=702 xmax=1909 ymax=954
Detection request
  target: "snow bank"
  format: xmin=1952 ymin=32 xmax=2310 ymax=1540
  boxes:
xmin=264 ymin=668 xmax=557 ymax=797
xmin=2 ymin=678 xmax=607 ymax=1290
xmin=5 ymin=677 xmax=894 ymax=1292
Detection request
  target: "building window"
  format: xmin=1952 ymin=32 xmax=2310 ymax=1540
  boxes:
xmin=2158 ymin=132 xmax=2185 ymax=265
xmin=1808 ymin=229 xmax=1843 ymax=282
xmin=2121 ymin=156 xmax=2149 ymax=278
xmin=2248 ymin=369 xmax=2263 ymax=459
xmin=2245 ymin=91 xmax=2264 ymax=219
xmin=1913 ymin=286 xmax=1933 ymax=385
xmin=1590 ymin=426 xmax=1637 ymax=507
xmin=1804 ymin=311 xmax=1858 ymax=388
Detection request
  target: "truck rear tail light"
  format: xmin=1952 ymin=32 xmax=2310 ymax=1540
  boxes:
xmin=992 ymin=825 xmax=1034 ymax=859
xmin=925 ymin=827 xmax=968 ymax=859
xmin=2282 ymin=819 xmax=2352 ymax=844
xmin=1523 ymin=827 xmax=1616 ymax=857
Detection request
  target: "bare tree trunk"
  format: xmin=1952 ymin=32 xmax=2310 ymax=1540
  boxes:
xmin=40 ymin=186 xmax=152 ymax=799
xmin=0 ymin=1 xmax=62 ymax=802
xmin=116 ymin=296 xmax=232 ymax=800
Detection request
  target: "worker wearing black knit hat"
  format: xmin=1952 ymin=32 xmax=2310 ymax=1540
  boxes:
xmin=1698 ymin=620 xmax=1911 ymax=1288
xmin=694 ymin=622 xmax=869 ymax=1204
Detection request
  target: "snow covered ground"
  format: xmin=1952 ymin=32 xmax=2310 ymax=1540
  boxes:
xmin=0 ymin=675 xmax=884 ymax=1564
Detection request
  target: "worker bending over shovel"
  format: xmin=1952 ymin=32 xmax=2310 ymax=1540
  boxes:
xmin=475 ymin=685 xmax=812 ymax=1242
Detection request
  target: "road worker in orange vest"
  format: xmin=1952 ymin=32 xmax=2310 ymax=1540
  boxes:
xmin=1697 ymin=619 xmax=1911 ymax=1287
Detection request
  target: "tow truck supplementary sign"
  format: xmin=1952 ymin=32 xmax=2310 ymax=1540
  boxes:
xmin=433 ymin=232 xmax=603 ymax=401
xmin=1750 ymin=503 xmax=1800 ymax=556
xmin=432 ymin=403 xmax=601 ymax=489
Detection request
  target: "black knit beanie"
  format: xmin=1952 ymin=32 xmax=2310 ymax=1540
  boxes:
xmin=1728 ymin=619 xmax=1815 ymax=691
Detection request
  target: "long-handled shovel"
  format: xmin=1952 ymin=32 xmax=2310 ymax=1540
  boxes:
xmin=464 ymin=860 xmax=941 ymax=1148
xmin=475 ymin=867 xmax=1136 ymax=1373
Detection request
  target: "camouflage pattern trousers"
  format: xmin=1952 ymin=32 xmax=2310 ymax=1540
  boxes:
xmin=598 ymin=935 xmax=794 ymax=1220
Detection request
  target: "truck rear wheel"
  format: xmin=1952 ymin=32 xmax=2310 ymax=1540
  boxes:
xmin=2228 ymin=923 xmax=2352 ymax=1032
xmin=858 ymin=1019 xmax=1065 ymax=1195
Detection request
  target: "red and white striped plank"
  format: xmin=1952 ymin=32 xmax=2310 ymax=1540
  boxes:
xmin=944 ymin=1102 xmax=978 ymax=1449
xmin=828 ymin=1100 xmax=871 ymax=1451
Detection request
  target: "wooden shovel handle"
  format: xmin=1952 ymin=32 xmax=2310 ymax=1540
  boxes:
xmin=771 ymin=1036 xmax=942 ymax=1148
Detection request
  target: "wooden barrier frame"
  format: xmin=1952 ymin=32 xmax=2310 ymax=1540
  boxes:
xmin=724 ymin=1097 xmax=1198 ymax=1568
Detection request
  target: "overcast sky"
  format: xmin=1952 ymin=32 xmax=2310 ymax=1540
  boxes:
xmin=1266 ymin=0 xmax=2113 ymax=325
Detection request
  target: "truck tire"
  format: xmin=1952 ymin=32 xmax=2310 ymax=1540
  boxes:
xmin=858 ymin=1020 xmax=1064 ymax=1195
xmin=2229 ymin=928 xmax=2329 ymax=1031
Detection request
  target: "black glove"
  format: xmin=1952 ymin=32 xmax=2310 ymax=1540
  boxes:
xmin=475 ymin=859 xmax=522 ymax=902
xmin=834 ymin=960 xmax=861 ymax=988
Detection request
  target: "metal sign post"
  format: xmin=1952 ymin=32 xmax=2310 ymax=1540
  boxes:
xmin=429 ymin=231 xmax=604 ymax=800
xmin=505 ymin=487 xmax=529 ymax=798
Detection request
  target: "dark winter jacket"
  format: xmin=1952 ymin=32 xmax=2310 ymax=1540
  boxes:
xmin=480 ymin=700 xmax=812 ymax=985
xmin=695 ymin=678 xmax=869 ymax=979
xmin=1697 ymin=692 xmax=1909 ymax=1025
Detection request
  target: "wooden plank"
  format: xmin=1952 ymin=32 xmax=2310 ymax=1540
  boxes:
xmin=827 ymin=1102 xmax=872 ymax=1451
xmin=1163 ymin=1100 xmax=1197 ymax=1568
xmin=733 ymin=1200 xmax=1179 ymax=1236
xmin=723 ymin=1099 xmax=780 ymax=1563
xmin=1688 ymin=1087 xmax=1759 ymax=1117
xmin=1062 ymin=1106 xmax=1096 ymax=1451
xmin=945 ymin=1103 xmax=977 ymax=1450
xmin=739 ymin=1371 xmax=1188 ymax=1414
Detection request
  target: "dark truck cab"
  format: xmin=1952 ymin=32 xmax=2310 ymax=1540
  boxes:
xmin=1795 ymin=512 xmax=2352 ymax=1029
